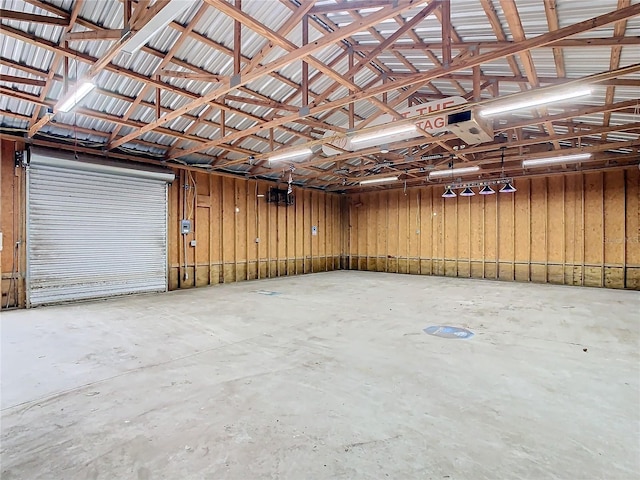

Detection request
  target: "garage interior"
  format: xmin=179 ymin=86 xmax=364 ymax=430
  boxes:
xmin=1 ymin=0 xmax=639 ymax=478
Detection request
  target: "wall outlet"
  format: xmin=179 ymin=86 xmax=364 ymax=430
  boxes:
xmin=255 ymin=237 xmax=260 ymax=243
xmin=190 ymin=240 xmax=196 ymax=247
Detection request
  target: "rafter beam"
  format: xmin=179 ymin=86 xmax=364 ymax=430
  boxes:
xmin=0 ymin=74 xmax=46 ymax=87
xmin=349 ymin=37 xmax=640 ymax=51
xmin=602 ymin=0 xmax=632 ymax=139
xmin=64 ymin=29 xmax=123 ymax=41
xmin=109 ymin=0 xmax=420 ymax=150
xmin=172 ymin=4 xmax=640 ymax=162
xmin=0 ymin=9 xmax=69 ymax=25
xmin=308 ymin=0 xmax=391 ymax=14
xmin=27 ymin=0 xmax=83 ymax=138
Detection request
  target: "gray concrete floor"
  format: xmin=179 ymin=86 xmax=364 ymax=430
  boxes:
xmin=1 ymin=271 xmax=639 ymax=479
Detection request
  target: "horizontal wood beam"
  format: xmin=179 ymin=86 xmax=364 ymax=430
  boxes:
xmin=0 ymin=9 xmax=69 ymax=25
xmin=308 ymin=0 xmax=392 ymax=15
xmin=406 ymin=74 xmax=640 ymax=89
xmin=0 ymin=74 xmax=46 ymax=86
xmin=110 ymin=0 xmax=420 ymax=150
xmin=176 ymin=4 xmax=640 ymax=162
xmin=158 ymin=70 xmax=225 ymax=81
xmin=350 ymin=36 xmax=640 ymax=52
xmin=224 ymin=94 xmax=298 ymax=112
xmin=65 ymin=29 xmax=123 ymax=41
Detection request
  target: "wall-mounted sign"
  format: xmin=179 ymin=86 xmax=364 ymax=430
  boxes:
xmin=322 ymin=96 xmax=467 ymax=155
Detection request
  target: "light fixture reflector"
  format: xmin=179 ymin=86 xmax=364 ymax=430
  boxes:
xmin=480 ymin=86 xmax=592 ymax=117
xmin=57 ymin=81 xmax=96 ymax=113
xmin=522 ymin=152 xmax=592 ymax=168
xmin=442 ymin=187 xmax=457 ymax=198
xmin=499 ymin=182 xmax=517 ymax=193
xmin=360 ymin=176 xmax=399 ymax=185
xmin=460 ymin=186 xmax=475 ymax=196
xmin=268 ymin=147 xmax=312 ymax=162
xmin=429 ymin=165 xmax=480 ymax=179
xmin=479 ymin=185 xmax=495 ymax=195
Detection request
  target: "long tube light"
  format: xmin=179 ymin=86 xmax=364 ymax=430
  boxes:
xmin=479 ymin=86 xmax=592 ymax=117
xmin=121 ymin=0 xmax=192 ymax=56
xmin=429 ymin=165 xmax=480 ymax=179
xmin=351 ymin=124 xmax=417 ymax=144
xmin=268 ymin=147 xmax=312 ymax=162
xmin=522 ymin=153 xmax=592 ymax=168
xmin=360 ymin=176 xmax=399 ymax=185
xmin=56 ymin=82 xmax=96 ymax=112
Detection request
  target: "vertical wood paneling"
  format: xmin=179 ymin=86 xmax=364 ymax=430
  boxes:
xmin=547 ymin=176 xmax=564 ymax=283
xmin=625 ymin=168 xmax=640 ymax=288
xmin=166 ymin=175 xmax=342 ymax=288
xmin=346 ymin=170 xmax=639 ymax=290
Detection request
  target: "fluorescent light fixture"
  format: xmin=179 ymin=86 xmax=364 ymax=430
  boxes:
xmin=360 ymin=176 xmax=398 ymax=185
xmin=442 ymin=187 xmax=457 ymax=198
xmin=429 ymin=165 xmax=480 ymax=179
xmin=480 ymin=86 xmax=592 ymax=117
xmin=268 ymin=147 xmax=312 ymax=162
xmin=56 ymin=81 xmax=96 ymax=112
xmin=351 ymin=124 xmax=417 ymax=145
xmin=479 ymin=185 xmax=495 ymax=195
xmin=460 ymin=187 xmax=475 ymax=196
xmin=121 ymin=0 xmax=192 ymax=56
xmin=522 ymin=152 xmax=592 ymax=168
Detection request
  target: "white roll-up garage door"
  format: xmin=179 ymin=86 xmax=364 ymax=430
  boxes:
xmin=26 ymin=149 xmax=174 ymax=307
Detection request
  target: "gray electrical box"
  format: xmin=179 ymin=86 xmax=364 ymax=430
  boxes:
xmin=181 ymin=219 xmax=191 ymax=234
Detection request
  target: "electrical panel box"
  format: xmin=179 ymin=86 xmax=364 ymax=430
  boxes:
xmin=181 ymin=219 xmax=191 ymax=235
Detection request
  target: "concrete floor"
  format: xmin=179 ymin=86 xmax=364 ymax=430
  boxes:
xmin=1 ymin=271 xmax=639 ymax=479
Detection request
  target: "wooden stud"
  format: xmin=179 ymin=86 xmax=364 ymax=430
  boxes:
xmin=441 ymin=0 xmax=452 ymax=67
xmin=302 ymin=14 xmax=309 ymax=108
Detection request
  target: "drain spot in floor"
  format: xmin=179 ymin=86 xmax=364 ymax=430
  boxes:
xmin=423 ymin=326 xmax=474 ymax=339
xmin=255 ymin=290 xmax=281 ymax=296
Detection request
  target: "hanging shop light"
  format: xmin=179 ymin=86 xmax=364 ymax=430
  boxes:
xmin=479 ymin=185 xmax=495 ymax=195
xmin=428 ymin=165 xmax=480 ymax=179
xmin=121 ymin=0 xmax=193 ymax=56
xmin=499 ymin=182 xmax=517 ymax=193
xmin=498 ymin=146 xmax=516 ymax=193
xmin=522 ymin=152 xmax=592 ymax=168
xmin=56 ymin=81 xmax=96 ymax=113
xmin=460 ymin=187 xmax=475 ymax=196
xmin=350 ymin=124 xmax=417 ymax=145
xmin=268 ymin=147 xmax=312 ymax=162
xmin=479 ymin=86 xmax=593 ymax=117
xmin=442 ymin=187 xmax=457 ymax=198
xmin=360 ymin=176 xmax=399 ymax=185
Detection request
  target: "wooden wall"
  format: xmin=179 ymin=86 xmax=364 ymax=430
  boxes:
xmin=345 ymin=168 xmax=640 ymax=289
xmin=1 ymin=139 xmax=25 ymax=308
xmin=167 ymin=170 xmax=343 ymax=290
xmin=0 ymin=139 xmax=342 ymax=309
xmin=2 ymin=133 xmax=638 ymax=311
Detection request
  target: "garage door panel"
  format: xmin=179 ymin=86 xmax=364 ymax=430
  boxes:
xmin=27 ymin=154 xmax=170 ymax=306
